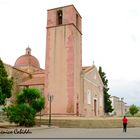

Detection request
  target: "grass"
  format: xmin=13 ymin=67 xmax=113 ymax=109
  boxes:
xmin=35 ymin=116 xmax=140 ymax=128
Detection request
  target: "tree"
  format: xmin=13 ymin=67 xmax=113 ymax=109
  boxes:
xmin=129 ymin=104 xmax=139 ymax=116
xmin=0 ymin=58 xmax=13 ymax=105
xmin=98 ymin=66 xmax=113 ymax=114
xmin=4 ymin=87 xmax=45 ymax=126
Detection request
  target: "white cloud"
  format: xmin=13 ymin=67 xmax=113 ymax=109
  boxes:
xmin=109 ymin=79 xmax=140 ymax=106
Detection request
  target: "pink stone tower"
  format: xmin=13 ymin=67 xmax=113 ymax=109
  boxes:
xmin=45 ymin=5 xmax=82 ymax=115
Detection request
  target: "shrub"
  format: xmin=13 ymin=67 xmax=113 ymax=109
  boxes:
xmin=129 ymin=104 xmax=139 ymax=116
xmin=4 ymin=87 xmax=45 ymax=127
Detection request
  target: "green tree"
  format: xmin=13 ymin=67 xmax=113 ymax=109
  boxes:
xmin=0 ymin=58 xmax=13 ymax=105
xmin=98 ymin=66 xmax=113 ymax=114
xmin=129 ymin=104 xmax=139 ymax=116
xmin=4 ymin=87 xmax=45 ymax=126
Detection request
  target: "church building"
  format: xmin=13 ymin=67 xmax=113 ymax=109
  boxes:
xmin=3 ymin=5 xmax=104 ymax=117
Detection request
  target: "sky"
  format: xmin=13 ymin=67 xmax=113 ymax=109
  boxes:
xmin=0 ymin=0 xmax=140 ymax=106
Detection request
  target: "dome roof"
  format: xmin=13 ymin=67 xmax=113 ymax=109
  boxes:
xmin=14 ymin=47 xmax=40 ymax=68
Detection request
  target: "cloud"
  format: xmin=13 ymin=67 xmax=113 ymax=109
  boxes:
xmin=131 ymin=34 xmax=136 ymax=42
xmin=109 ymin=79 xmax=140 ymax=106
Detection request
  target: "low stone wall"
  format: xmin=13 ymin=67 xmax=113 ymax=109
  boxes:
xmin=35 ymin=117 xmax=140 ymax=128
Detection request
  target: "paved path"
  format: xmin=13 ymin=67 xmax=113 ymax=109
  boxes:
xmin=0 ymin=126 xmax=140 ymax=139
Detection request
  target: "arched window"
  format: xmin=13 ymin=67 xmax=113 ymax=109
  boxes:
xmin=57 ymin=10 xmax=63 ymax=25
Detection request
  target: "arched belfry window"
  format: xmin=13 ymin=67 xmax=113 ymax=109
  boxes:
xmin=57 ymin=10 xmax=63 ymax=25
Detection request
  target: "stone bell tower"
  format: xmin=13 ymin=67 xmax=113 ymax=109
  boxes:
xmin=45 ymin=5 xmax=82 ymax=115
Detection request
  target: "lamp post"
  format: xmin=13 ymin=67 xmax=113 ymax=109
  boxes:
xmin=48 ymin=94 xmax=53 ymax=127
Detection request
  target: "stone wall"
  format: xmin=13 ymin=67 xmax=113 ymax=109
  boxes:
xmin=4 ymin=64 xmax=31 ymax=101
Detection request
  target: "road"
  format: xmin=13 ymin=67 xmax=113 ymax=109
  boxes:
xmin=0 ymin=126 xmax=140 ymax=139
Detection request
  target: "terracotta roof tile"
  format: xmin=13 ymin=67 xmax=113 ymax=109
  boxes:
xmin=15 ymin=54 xmax=40 ymax=68
xmin=19 ymin=77 xmax=45 ymax=86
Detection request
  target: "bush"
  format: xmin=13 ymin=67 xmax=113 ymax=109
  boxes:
xmin=4 ymin=87 xmax=45 ymax=127
xmin=5 ymin=104 xmax=36 ymax=126
xmin=129 ymin=104 xmax=139 ymax=116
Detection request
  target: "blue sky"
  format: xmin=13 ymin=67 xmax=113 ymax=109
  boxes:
xmin=0 ymin=0 xmax=140 ymax=106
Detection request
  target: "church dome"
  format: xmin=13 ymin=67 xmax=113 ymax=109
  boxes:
xmin=14 ymin=47 xmax=40 ymax=68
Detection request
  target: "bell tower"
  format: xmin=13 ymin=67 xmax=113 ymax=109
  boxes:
xmin=45 ymin=5 xmax=82 ymax=115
